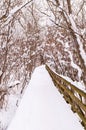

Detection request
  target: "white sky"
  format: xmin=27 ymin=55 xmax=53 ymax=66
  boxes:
xmin=7 ymin=65 xmax=84 ymax=130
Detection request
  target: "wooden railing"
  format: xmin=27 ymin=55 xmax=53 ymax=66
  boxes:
xmin=46 ymin=65 xmax=86 ymax=128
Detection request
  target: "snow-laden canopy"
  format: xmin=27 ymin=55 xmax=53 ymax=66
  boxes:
xmin=7 ymin=65 xmax=84 ymax=130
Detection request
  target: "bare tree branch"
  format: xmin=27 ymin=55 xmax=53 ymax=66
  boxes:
xmin=0 ymin=0 xmax=33 ymax=27
xmin=77 ymin=0 xmax=86 ymax=15
xmin=67 ymin=0 xmax=72 ymax=14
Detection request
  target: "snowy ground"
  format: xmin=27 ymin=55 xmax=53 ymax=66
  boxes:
xmin=7 ymin=65 xmax=84 ymax=130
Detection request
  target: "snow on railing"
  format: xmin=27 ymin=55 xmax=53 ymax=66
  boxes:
xmin=46 ymin=65 xmax=86 ymax=129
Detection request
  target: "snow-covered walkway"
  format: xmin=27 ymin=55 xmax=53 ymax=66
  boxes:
xmin=7 ymin=65 xmax=84 ymax=130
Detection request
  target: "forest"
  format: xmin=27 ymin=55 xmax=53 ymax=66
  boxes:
xmin=0 ymin=0 xmax=86 ymax=129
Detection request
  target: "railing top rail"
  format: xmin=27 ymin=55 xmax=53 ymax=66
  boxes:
xmin=46 ymin=65 xmax=86 ymax=128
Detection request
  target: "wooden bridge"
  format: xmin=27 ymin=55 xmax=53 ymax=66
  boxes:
xmin=46 ymin=65 xmax=86 ymax=129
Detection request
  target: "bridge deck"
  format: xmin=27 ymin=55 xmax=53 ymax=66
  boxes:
xmin=7 ymin=65 xmax=84 ymax=130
